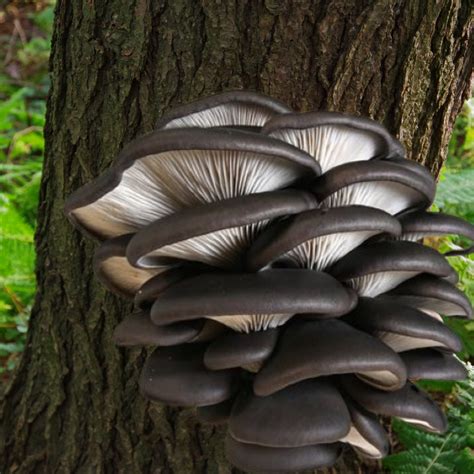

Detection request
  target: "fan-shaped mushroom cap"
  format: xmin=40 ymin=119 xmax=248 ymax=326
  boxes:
xmin=113 ymin=311 xmax=199 ymax=346
xmin=204 ymin=328 xmax=279 ymax=372
xmin=398 ymin=211 xmax=474 ymax=256
xmin=246 ymin=206 xmax=401 ymax=272
xmin=134 ymin=264 xmax=211 ymax=310
xmin=94 ymin=235 xmax=159 ymax=298
xmin=339 ymin=376 xmax=447 ymax=433
xmin=65 ymin=128 xmax=321 ymax=240
xmin=139 ymin=344 xmax=238 ymax=407
xmin=156 ymin=91 xmax=291 ymax=130
xmin=226 ymin=436 xmax=341 ymax=473
xmin=340 ymin=399 xmax=389 ymax=458
xmin=196 ymin=397 xmax=235 ymax=425
xmin=401 ymin=349 xmax=467 ymax=381
xmin=382 ymin=274 xmax=472 ymax=318
xmin=330 ymin=241 xmax=456 ymax=297
xmin=312 ymin=160 xmax=435 ymax=215
xmin=113 ymin=312 xmax=224 ymax=347
xmin=229 ymin=379 xmax=351 ymax=447
xmin=127 ymin=190 xmax=317 ymax=269
xmin=344 ymin=298 xmax=462 ymax=353
xmin=253 ymin=319 xmax=406 ymax=396
xmin=150 ymin=269 xmax=356 ymax=333
xmin=262 ymin=111 xmax=404 ymax=172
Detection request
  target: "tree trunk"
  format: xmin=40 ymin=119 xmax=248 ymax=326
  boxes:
xmin=1 ymin=1 xmax=472 ymax=472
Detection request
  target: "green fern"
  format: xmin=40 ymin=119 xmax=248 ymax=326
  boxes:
xmin=383 ymin=366 xmax=474 ymax=474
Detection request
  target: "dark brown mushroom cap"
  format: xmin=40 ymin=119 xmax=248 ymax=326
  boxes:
xmin=226 ymin=436 xmax=342 ymax=473
xmin=204 ymin=328 xmax=279 ymax=371
xmin=196 ymin=397 xmax=236 ymax=425
xmin=339 ymin=376 xmax=447 ymax=433
xmin=93 ymin=234 xmax=159 ymax=298
xmin=329 ymin=241 xmax=456 ymax=296
xmin=113 ymin=311 xmax=202 ymax=346
xmin=127 ymin=190 xmax=318 ymax=269
xmin=139 ymin=344 xmax=238 ymax=407
xmin=156 ymin=90 xmax=291 ymax=129
xmin=229 ymin=379 xmax=351 ymax=447
xmin=65 ymin=128 xmax=321 ymax=240
xmin=253 ymin=319 xmax=406 ymax=396
xmin=246 ymin=206 xmax=401 ymax=272
xmin=150 ymin=269 xmax=356 ymax=331
xmin=312 ymin=160 xmax=435 ymax=213
xmin=401 ymin=349 xmax=467 ymax=381
xmin=113 ymin=312 xmax=224 ymax=347
xmin=382 ymin=274 xmax=472 ymax=318
xmin=342 ymin=398 xmax=389 ymax=458
xmin=262 ymin=111 xmax=404 ymax=166
xmin=398 ymin=211 xmax=474 ymax=256
xmin=134 ymin=264 xmax=212 ymax=310
xmin=344 ymin=298 xmax=462 ymax=353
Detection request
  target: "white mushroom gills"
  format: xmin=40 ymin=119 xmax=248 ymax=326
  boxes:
xmin=322 ymin=181 xmax=422 ymax=215
xmin=280 ymin=230 xmax=380 ymax=271
xmin=346 ymin=270 xmax=420 ymax=297
xmin=137 ymin=221 xmax=269 ymax=269
xmin=73 ymin=150 xmax=304 ymax=239
xmin=162 ymin=103 xmax=277 ymax=129
xmin=268 ymin=125 xmax=385 ymax=172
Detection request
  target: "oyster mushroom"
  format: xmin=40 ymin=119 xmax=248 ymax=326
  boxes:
xmin=246 ymin=205 xmax=401 ymax=272
xmin=329 ymin=241 xmax=456 ymax=297
xmin=344 ymin=298 xmax=462 ymax=353
xmin=398 ymin=210 xmax=474 ymax=256
xmin=65 ymin=128 xmax=321 ymax=240
xmin=229 ymin=379 xmax=351 ymax=447
xmin=401 ymin=349 xmax=467 ymax=381
xmin=262 ymin=111 xmax=404 ymax=172
xmin=126 ymin=190 xmax=317 ymax=269
xmin=150 ymin=269 xmax=356 ymax=332
xmin=312 ymin=160 xmax=435 ymax=215
xmin=253 ymin=319 xmax=406 ymax=396
xmin=113 ymin=312 xmax=223 ymax=347
xmin=93 ymin=234 xmax=159 ymax=298
xmin=156 ymin=90 xmax=291 ymax=130
xmin=339 ymin=376 xmax=447 ymax=433
xmin=139 ymin=344 xmax=238 ymax=406
xmin=225 ymin=436 xmax=341 ymax=473
xmin=381 ymin=274 xmax=472 ymax=319
xmin=204 ymin=328 xmax=279 ymax=372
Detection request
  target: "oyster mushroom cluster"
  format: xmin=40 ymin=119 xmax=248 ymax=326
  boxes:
xmin=65 ymin=91 xmax=474 ymax=473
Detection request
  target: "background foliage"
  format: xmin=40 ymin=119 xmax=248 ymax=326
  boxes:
xmin=0 ymin=1 xmax=472 ymax=471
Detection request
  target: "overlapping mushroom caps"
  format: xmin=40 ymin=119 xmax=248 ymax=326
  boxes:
xmin=64 ymin=91 xmax=473 ymax=473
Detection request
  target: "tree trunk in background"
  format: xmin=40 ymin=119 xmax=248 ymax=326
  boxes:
xmin=1 ymin=1 xmax=472 ymax=472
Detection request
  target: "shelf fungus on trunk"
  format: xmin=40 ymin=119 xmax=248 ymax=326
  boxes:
xmin=64 ymin=92 xmax=473 ymax=473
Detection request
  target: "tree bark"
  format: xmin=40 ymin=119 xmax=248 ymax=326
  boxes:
xmin=1 ymin=1 xmax=472 ymax=473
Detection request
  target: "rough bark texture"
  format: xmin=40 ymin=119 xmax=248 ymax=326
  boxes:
xmin=1 ymin=1 xmax=472 ymax=473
